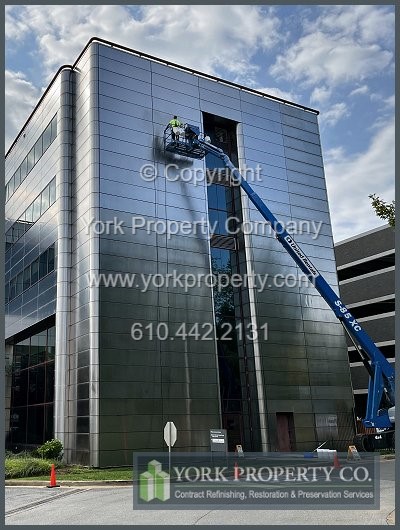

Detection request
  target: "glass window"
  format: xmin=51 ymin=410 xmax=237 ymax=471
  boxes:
xmin=9 ymin=276 xmax=17 ymax=300
xmin=45 ymin=364 xmax=55 ymax=403
xmin=6 ymin=184 xmax=9 ymax=202
xmin=39 ymin=250 xmax=48 ymax=278
xmin=207 ymin=184 xmax=218 ymax=209
xmin=20 ymin=157 xmax=28 ymax=180
xmin=218 ymin=211 xmax=228 ymax=234
xmin=14 ymin=221 xmax=25 ymax=241
xmin=32 ymin=196 xmax=41 ymax=222
xmin=5 ymin=282 xmax=9 ymax=304
xmin=216 ymin=185 xmax=228 ymax=210
xmin=205 ymin=152 xmax=226 ymax=170
xmin=36 ymin=331 xmax=47 ymax=364
xmin=14 ymin=167 xmax=21 ymax=189
xmin=31 ymin=258 xmax=39 ymax=285
xmin=25 ymin=203 xmax=33 ymax=223
xmin=26 ymin=405 xmax=44 ymax=444
xmin=15 ymin=338 xmax=30 ymax=371
xmin=23 ymin=265 xmax=31 ymax=290
xmin=29 ymin=337 xmax=39 ymax=367
xmin=10 ymin=406 xmax=28 ymax=444
xmin=50 ymin=115 xmax=57 ymax=143
xmin=44 ymin=404 xmax=54 ymax=440
xmin=12 ymin=369 xmax=29 ymax=407
xmin=34 ymin=136 xmax=43 ymax=162
xmin=47 ymin=245 xmax=55 ymax=272
xmin=8 ymin=175 xmax=15 ymax=197
xmin=47 ymin=327 xmax=55 ymax=361
xmin=49 ymin=178 xmax=56 ymax=205
xmin=27 ymin=147 xmax=35 ymax=174
xmin=15 ymin=272 xmax=24 ymax=297
xmin=42 ymin=123 xmax=52 ymax=152
xmin=208 ymin=209 xmax=219 ymax=234
xmin=41 ymin=185 xmax=50 ymax=214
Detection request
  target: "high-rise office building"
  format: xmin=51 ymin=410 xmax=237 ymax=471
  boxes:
xmin=5 ymin=38 xmax=354 ymax=466
xmin=335 ymin=225 xmax=395 ymax=431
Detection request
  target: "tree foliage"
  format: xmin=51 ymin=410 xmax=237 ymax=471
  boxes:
xmin=369 ymin=194 xmax=395 ymax=227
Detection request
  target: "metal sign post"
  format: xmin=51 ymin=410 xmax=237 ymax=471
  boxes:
xmin=164 ymin=421 xmax=177 ymax=476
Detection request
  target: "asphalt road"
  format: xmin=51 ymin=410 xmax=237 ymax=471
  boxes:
xmin=5 ymin=459 xmax=395 ymax=526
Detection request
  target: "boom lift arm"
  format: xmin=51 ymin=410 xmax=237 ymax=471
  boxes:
xmin=165 ymin=123 xmax=395 ymax=431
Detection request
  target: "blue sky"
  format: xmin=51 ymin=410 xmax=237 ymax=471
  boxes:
xmin=5 ymin=5 xmax=395 ymax=241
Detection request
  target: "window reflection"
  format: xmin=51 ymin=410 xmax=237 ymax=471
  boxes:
xmin=8 ymin=325 xmax=55 ymax=447
xmin=5 ymin=244 xmax=55 ymax=303
xmin=5 ymin=177 xmax=56 ymax=251
xmin=5 ymin=114 xmax=57 ymax=203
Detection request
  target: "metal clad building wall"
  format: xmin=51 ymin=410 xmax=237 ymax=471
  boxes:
xmin=97 ymin=44 xmax=220 ymax=466
xmin=68 ymin=43 xmax=101 ymax=465
xmin=238 ymin=92 xmax=354 ymax=451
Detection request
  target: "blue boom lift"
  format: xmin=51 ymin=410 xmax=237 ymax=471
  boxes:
xmin=164 ymin=122 xmax=395 ymax=451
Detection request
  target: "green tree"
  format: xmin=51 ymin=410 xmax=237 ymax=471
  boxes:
xmin=369 ymin=194 xmax=395 ymax=227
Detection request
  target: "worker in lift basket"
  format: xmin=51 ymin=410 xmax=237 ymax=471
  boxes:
xmin=169 ymin=115 xmax=182 ymax=144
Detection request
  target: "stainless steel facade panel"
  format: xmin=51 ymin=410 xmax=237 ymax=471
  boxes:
xmin=284 ymin=147 xmax=324 ymax=167
xmin=99 ymin=96 xmax=153 ymax=122
xmin=100 ymin=56 xmax=151 ymax=83
xmin=98 ymin=45 xmax=151 ymax=71
xmin=199 ymin=87 xmax=241 ymax=110
xmin=99 ymin=70 xmax=152 ymax=95
xmin=153 ymin=72 xmax=200 ymax=97
xmin=240 ymin=101 xmax=281 ymax=124
xmin=282 ymin=124 xmax=320 ymax=145
xmin=280 ymin=104 xmax=318 ymax=124
xmin=200 ymin=99 xmax=242 ymax=122
xmin=99 ymin=81 xmax=152 ymax=108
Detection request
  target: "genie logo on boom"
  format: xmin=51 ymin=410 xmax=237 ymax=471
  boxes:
xmin=133 ymin=452 xmax=379 ymax=510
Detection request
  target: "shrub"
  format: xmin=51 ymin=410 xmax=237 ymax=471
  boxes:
xmin=5 ymin=457 xmax=56 ymax=479
xmin=35 ymin=439 xmax=63 ymax=460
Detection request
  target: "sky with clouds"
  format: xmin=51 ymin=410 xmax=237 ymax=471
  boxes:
xmin=5 ymin=4 xmax=395 ymax=241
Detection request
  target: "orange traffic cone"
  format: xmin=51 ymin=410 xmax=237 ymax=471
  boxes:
xmin=47 ymin=464 xmax=60 ymax=488
xmin=333 ymin=452 xmax=341 ymax=469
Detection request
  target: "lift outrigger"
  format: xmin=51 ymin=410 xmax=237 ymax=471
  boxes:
xmin=164 ymin=122 xmax=395 ymax=451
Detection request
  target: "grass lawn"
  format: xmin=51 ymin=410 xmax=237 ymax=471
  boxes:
xmin=10 ymin=466 xmax=133 ymax=481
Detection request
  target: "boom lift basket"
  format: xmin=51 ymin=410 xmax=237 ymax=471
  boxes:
xmin=164 ymin=123 xmax=207 ymax=159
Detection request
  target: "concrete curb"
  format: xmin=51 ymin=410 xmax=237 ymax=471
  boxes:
xmin=5 ymin=480 xmax=134 ymax=487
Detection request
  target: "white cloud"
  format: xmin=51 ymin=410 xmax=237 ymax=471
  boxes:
xmin=310 ymin=86 xmax=332 ymax=105
xmin=324 ymin=120 xmax=394 ymax=241
xmin=5 ymin=5 xmax=30 ymax=41
xmin=320 ymin=103 xmax=350 ymax=128
xmin=349 ymin=85 xmax=369 ymax=97
xmin=270 ymin=31 xmax=392 ymax=87
xmin=5 ymin=70 xmax=41 ymax=151
xmin=6 ymin=5 xmax=281 ymax=84
xmin=309 ymin=5 xmax=395 ymax=47
xmin=257 ymin=86 xmax=300 ymax=103
xmin=270 ymin=5 xmax=393 ymax=88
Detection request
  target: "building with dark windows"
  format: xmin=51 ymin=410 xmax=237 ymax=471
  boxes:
xmin=334 ymin=225 xmax=395 ymax=430
xmin=5 ymin=38 xmax=354 ymax=466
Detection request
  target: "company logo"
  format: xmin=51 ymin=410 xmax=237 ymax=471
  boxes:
xmin=283 ymin=235 xmax=320 ymax=278
xmin=139 ymin=460 xmax=170 ymax=502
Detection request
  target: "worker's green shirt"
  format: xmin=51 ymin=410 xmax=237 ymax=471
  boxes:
xmin=169 ymin=119 xmax=181 ymax=127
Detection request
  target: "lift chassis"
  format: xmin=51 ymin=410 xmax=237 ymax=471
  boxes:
xmin=164 ymin=123 xmax=395 ymax=451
